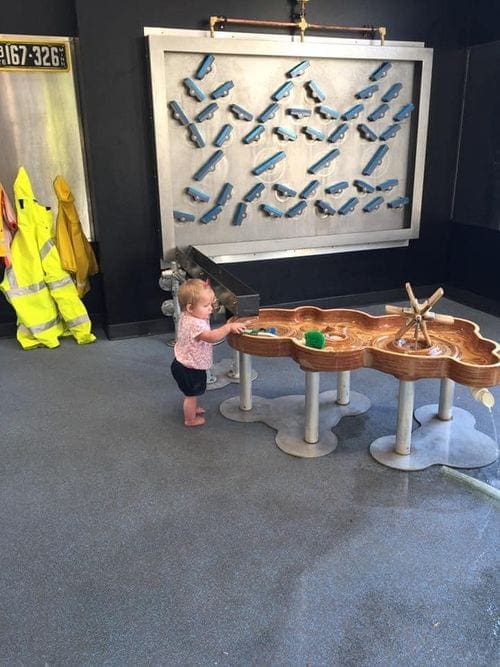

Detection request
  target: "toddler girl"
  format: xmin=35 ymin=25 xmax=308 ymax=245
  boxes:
xmin=171 ymin=278 xmax=246 ymax=426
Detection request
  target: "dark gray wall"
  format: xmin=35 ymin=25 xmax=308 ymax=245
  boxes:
xmin=446 ymin=0 xmax=500 ymax=305
xmin=453 ymin=42 xmax=500 ymax=231
xmin=3 ymin=0 xmax=486 ymax=336
xmin=466 ymin=0 xmax=500 ymax=45
xmin=0 ymin=1 xmax=77 ymax=36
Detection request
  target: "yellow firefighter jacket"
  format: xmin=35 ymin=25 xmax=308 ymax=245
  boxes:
xmin=0 ymin=167 xmax=96 ymax=349
xmin=54 ymin=175 xmax=98 ymax=297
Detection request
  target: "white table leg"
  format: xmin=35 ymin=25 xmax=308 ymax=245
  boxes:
xmin=304 ymin=371 xmax=320 ymax=444
xmin=395 ymin=380 xmax=415 ymax=455
xmin=336 ymin=370 xmax=350 ymax=406
xmin=239 ymin=352 xmax=252 ymax=411
xmin=438 ymin=378 xmax=454 ymax=421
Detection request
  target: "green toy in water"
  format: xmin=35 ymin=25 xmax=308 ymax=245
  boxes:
xmin=304 ymin=330 xmax=326 ymax=349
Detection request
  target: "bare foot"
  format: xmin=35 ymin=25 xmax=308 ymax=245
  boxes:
xmin=184 ymin=416 xmax=206 ymax=427
xmin=195 ymin=407 xmax=206 ymax=415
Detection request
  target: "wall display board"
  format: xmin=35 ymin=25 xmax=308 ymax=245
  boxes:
xmin=0 ymin=34 xmax=93 ymax=238
xmin=147 ymin=30 xmax=432 ymax=264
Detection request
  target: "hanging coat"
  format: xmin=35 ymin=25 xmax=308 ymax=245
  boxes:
xmin=54 ymin=175 xmax=98 ymax=297
xmin=0 ymin=167 xmax=96 ymax=349
xmin=0 ymin=184 xmax=17 ymax=269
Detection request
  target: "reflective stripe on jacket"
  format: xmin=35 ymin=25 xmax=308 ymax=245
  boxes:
xmin=0 ymin=167 xmax=96 ymax=349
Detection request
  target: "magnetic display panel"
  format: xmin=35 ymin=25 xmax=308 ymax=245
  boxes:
xmin=147 ymin=31 xmax=432 ymax=263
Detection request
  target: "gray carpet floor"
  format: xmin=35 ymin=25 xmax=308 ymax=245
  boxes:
xmin=1 ymin=298 xmax=499 ymax=666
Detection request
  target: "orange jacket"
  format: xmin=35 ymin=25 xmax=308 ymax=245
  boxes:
xmin=54 ymin=175 xmax=98 ymax=297
xmin=0 ymin=184 xmax=18 ymax=268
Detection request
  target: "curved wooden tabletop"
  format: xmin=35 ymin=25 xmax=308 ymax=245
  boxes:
xmin=228 ymin=307 xmax=500 ymax=386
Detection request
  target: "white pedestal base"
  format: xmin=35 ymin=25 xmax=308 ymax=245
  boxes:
xmin=370 ymin=404 xmax=498 ymax=471
xmin=220 ymin=390 xmax=371 ymax=458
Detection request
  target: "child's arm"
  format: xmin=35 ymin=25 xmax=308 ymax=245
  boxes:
xmin=197 ymin=320 xmax=246 ymax=344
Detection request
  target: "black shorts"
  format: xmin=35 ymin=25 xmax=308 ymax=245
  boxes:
xmin=171 ymin=358 xmax=207 ymax=397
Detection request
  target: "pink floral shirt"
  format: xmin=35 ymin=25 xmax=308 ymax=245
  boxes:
xmin=174 ymin=312 xmax=213 ymax=370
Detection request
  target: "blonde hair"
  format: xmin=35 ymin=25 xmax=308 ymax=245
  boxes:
xmin=178 ymin=278 xmax=214 ymax=311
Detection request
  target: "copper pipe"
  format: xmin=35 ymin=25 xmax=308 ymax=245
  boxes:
xmin=209 ymin=15 xmax=386 ymax=44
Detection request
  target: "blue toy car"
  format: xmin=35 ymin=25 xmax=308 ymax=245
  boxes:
xmin=306 ymin=80 xmax=326 ymax=103
xmin=316 ymin=105 xmax=340 ymax=120
xmin=381 ymin=82 xmax=403 ymax=102
xmin=168 ymin=100 xmax=189 ymax=126
xmin=353 ymin=179 xmax=375 ymax=194
xmin=199 ymin=205 xmax=223 ymax=224
xmin=369 ymin=62 xmax=392 ymax=81
xmin=242 ymin=125 xmax=265 ymax=144
xmin=379 ymin=124 xmax=401 ymax=141
xmin=307 ymin=149 xmax=340 ymax=174
xmin=303 ymin=126 xmax=326 ymax=141
xmin=193 ymin=150 xmax=224 ymax=181
xmin=387 ymin=196 xmax=410 ymax=209
xmin=367 ymin=103 xmax=389 ymax=122
xmin=342 ymin=104 xmax=364 ymax=121
xmin=183 ymin=78 xmax=205 ymax=102
xmin=260 ymin=203 xmax=284 ymax=218
xmin=338 ymin=197 xmax=360 ymax=215
xmin=210 ymin=81 xmax=234 ymax=99
xmin=315 ymin=200 xmax=336 ymax=216
xmin=286 ymin=107 xmax=312 ymax=119
xmin=232 ymin=202 xmax=247 ymax=226
xmin=393 ymin=103 xmax=415 ymax=122
xmin=325 ymin=181 xmax=349 ymax=195
xmin=213 ymin=124 xmax=233 ymax=147
xmin=362 ymin=196 xmax=384 ymax=213
xmin=257 ymin=103 xmax=279 ymax=123
xmin=299 ymin=180 xmax=320 ymax=199
xmin=287 ymin=60 xmax=310 ymax=78
xmin=362 ymin=145 xmax=389 ymax=176
xmin=376 ymin=178 xmax=399 ymax=192
xmin=173 ymin=210 xmax=195 ymax=222
xmin=252 ymin=151 xmax=286 ymax=176
xmin=186 ymin=186 xmax=210 ymax=203
xmin=244 ymin=183 xmax=266 ymax=202
xmin=195 ymin=102 xmax=218 ymax=123
xmin=216 ymin=183 xmax=233 ymax=207
xmin=327 ymin=123 xmax=349 ymax=143
xmin=274 ymin=183 xmax=297 ymax=198
xmin=355 ymin=84 xmax=379 ymax=100
xmin=274 ymin=126 xmax=298 ymax=141
xmin=229 ymin=104 xmax=253 ymax=121
xmin=195 ymin=54 xmax=214 ymax=80
xmin=286 ymin=201 xmax=307 ymax=218
xmin=357 ymin=124 xmax=378 ymax=141
xmin=272 ymin=81 xmax=294 ymax=101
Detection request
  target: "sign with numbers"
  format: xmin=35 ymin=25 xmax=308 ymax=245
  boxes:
xmin=0 ymin=39 xmax=69 ymax=72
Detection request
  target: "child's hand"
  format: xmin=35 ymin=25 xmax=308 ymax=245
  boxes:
xmin=228 ymin=321 xmax=247 ymax=334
